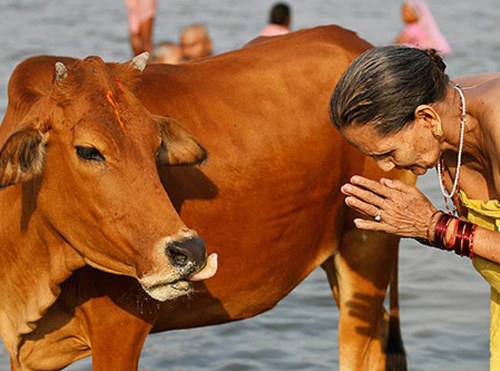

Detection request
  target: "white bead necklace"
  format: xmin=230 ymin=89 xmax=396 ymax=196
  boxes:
xmin=436 ymin=85 xmax=466 ymax=202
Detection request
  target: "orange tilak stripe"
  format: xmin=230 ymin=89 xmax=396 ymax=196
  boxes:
xmin=115 ymin=77 xmax=125 ymax=93
xmin=106 ymin=90 xmax=125 ymax=129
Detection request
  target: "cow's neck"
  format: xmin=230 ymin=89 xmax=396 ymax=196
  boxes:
xmin=0 ymin=188 xmax=85 ymax=364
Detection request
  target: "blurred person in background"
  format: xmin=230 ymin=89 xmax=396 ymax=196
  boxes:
xmin=152 ymin=40 xmax=182 ymax=64
xmin=125 ymin=0 xmax=157 ymax=56
xmin=180 ymin=23 xmax=213 ymax=62
xmin=259 ymin=2 xmax=291 ymax=37
xmin=394 ymin=0 xmax=451 ymax=56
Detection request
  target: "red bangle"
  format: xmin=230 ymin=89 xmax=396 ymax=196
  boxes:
xmin=433 ymin=213 xmax=454 ymax=249
xmin=446 ymin=219 xmax=460 ymax=249
xmin=469 ymin=224 xmax=477 ymax=259
xmin=417 ymin=210 xmax=477 ymax=260
xmin=451 ymin=220 xmax=478 ymax=258
xmin=453 ymin=221 xmax=467 ymax=256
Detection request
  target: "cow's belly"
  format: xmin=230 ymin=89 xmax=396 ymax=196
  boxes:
xmin=148 ymin=105 xmax=368 ymax=332
xmin=152 ymin=232 xmax=340 ymax=333
xmin=152 ymin=148 xmax=353 ymax=331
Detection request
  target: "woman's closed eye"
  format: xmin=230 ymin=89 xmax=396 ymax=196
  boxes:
xmin=371 ymin=151 xmax=393 ymax=160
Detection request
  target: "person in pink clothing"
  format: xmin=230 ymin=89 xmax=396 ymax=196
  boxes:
xmin=125 ymin=0 xmax=157 ymax=56
xmin=394 ymin=0 xmax=451 ymax=57
xmin=259 ymin=3 xmax=291 ymax=37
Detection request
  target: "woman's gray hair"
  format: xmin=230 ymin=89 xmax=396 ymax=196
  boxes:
xmin=329 ymin=46 xmax=449 ymax=135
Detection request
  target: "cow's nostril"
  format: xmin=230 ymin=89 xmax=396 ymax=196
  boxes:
xmin=166 ymin=244 xmax=190 ymax=268
xmin=164 ymin=237 xmax=207 ymax=272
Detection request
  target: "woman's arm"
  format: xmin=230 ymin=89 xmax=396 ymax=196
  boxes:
xmin=474 ymin=228 xmax=500 ymax=262
xmin=341 ymin=175 xmax=500 ymax=263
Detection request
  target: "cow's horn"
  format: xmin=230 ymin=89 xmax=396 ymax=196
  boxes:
xmin=55 ymin=62 xmax=68 ymax=84
xmin=130 ymin=52 xmax=149 ymax=72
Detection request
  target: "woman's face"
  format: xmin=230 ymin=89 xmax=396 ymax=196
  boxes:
xmin=340 ymin=121 xmax=441 ymax=175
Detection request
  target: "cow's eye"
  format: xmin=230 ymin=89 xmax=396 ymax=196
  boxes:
xmin=75 ymin=146 xmax=105 ymax=162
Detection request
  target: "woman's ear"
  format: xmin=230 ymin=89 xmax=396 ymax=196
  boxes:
xmin=414 ymin=104 xmax=442 ymax=138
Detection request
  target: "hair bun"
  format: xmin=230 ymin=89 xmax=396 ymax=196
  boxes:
xmin=423 ymin=48 xmax=446 ymax=74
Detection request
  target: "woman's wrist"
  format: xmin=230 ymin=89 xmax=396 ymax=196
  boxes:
xmin=418 ymin=210 xmax=477 ymax=259
xmin=426 ymin=209 xmax=443 ymax=242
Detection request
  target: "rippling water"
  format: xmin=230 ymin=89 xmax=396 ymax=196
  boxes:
xmin=0 ymin=0 xmax=498 ymax=370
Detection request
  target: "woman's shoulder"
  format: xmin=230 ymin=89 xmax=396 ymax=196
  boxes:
xmin=470 ymin=78 xmax=500 ymax=179
xmin=456 ymin=74 xmax=500 ymax=118
xmin=455 ymin=72 xmax=500 ymax=87
xmin=457 ymin=74 xmax=500 ymax=159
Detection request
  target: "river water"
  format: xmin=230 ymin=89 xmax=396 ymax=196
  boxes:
xmin=0 ymin=0 xmax=498 ymax=370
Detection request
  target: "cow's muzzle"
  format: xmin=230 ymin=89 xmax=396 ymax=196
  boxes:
xmin=165 ymin=236 xmax=218 ymax=282
xmin=165 ymin=237 xmax=206 ymax=274
xmin=139 ymin=236 xmax=218 ymax=302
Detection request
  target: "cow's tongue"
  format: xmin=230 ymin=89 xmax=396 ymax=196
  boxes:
xmin=189 ymin=253 xmax=218 ymax=281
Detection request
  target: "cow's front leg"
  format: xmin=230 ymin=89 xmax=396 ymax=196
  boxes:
xmin=88 ymin=296 xmax=154 ymax=371
xmin=322 ymin=224 xmax=403 ymax=370
xmin=81 ymin=270 xmax=160 ymax=371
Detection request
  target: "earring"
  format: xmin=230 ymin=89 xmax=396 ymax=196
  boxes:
xmin=432 ymin=124 xmax=443 ymax=138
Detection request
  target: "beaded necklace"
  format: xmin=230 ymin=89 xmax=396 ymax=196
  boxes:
xmin=435 ymin=85 xmax=466 ymax=216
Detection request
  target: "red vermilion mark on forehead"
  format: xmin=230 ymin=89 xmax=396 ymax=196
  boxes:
xmin=115 ymin=77 xmax=125 ymax=93
xmin=106 ymin=90 xmax=125 ymax=129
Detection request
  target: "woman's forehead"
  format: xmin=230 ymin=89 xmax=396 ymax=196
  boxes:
xmin=341 ymin=124 xmax=408 ymax=154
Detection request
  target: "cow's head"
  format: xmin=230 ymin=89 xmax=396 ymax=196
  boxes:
xmin=0 ymin=53 xmax=217 ymax=301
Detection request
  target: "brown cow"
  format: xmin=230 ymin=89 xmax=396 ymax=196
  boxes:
xmin=2 ymin=25 xmax=411 ymax=370
xmin=0 ymin=53 xmax=218 ymax=370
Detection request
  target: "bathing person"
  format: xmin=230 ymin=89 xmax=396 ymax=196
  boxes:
xmin=152 ymin=41 xmax=182 ymax=64
xmin=125 ymin=0 xmax=157 ymax=56
xmin=180 ymin=23 xmax=213 ymax=62
xmin=394 ymin=0 xmax=451 ymax=56
xmin=259 ymin=2 xmax=292 ymax=37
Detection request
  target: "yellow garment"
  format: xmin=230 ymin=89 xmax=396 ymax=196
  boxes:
xmin=460 ymin=190 xmax=500 ymax=370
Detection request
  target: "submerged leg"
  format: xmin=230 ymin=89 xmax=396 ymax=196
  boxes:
xmin=322 ymin=221 xmax=405 ymax=371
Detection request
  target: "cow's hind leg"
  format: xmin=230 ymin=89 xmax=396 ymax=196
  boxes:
xmin=322 ymin=222 xmax=406 ymax=371
xmin=385 ymin=253 xmax=406 ymax=371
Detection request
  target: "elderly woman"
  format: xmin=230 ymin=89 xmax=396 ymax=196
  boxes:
xmin=330 ymin=45 xmax=499 ymax=368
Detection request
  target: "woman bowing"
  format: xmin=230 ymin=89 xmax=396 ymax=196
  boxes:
xmin=330 ymin=45 xmax=500 ymax=369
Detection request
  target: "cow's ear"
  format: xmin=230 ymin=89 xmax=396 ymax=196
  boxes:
xmin=0 ymin=127 xmax=47 ymax=189
xmin=157 ymin=117 xmax=207 ymax=166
